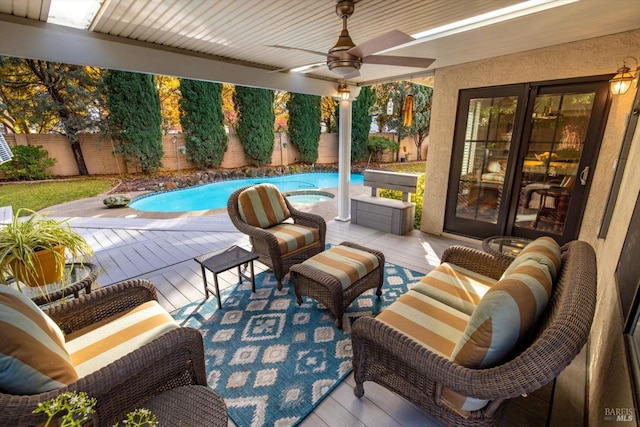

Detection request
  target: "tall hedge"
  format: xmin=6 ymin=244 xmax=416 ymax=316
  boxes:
xmin=287 ymin=93 xmax=321 ymax=163
xmin=233 ymin=86 xmax=275 ymax=166
xmin=104 ymin=70 xmax=163 ymax=172
xmin=352 ymin=86 xmax=374 ymax=162
xmin=179 ymin=79 xmax=227 ymax=169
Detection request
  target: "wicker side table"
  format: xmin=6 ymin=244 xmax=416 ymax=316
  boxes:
xmin=290 ymin=242 xmax=385 ymax=329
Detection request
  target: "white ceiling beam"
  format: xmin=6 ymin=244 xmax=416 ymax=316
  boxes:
xmin=0 ymin=15 xmax=344 ymax=97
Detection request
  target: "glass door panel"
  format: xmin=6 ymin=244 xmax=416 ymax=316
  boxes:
xmin=454 ymin=96 xmax=518 ymax=225
xmin=514 ymin=91 xmax=595 ymax=235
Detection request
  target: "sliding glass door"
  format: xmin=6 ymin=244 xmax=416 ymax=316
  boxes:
xmin=445 ymin=78 xmax=610 ymax=244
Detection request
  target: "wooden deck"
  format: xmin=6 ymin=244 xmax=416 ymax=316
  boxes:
xmin=67 ymin=214 xmax=553 ymax=427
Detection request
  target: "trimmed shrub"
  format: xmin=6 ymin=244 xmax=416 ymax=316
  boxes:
xmin=287 ymin=93 xmax=321 ymax=163
xmin=367 ymin=136 xmax=399 ymax=163
xmin=179 ymin=79 xmax=228 ymax=169
xmin=0 ymin=145 xmax=56 ymax=180
xmin=104 ymin=70 xmax=163 ymax=173
xmin=233 ymin=86 xmax=275 ymax=166
xmin=352 ymin=86 xmax=374 ymax=162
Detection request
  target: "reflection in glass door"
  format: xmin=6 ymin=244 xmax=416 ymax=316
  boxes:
xmin=514 ymin=91 xmax=594 ymax=235
xmin=445 ymin=85 xmax=522 ymax=238
xmin=446 ymin=78 xmax=610 ymax=243
xmin=455 ymin=96 xmax=517 ymax=224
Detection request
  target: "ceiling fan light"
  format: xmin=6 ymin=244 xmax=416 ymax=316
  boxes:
xmin=330 ymin=65 xmax=359 ymax=77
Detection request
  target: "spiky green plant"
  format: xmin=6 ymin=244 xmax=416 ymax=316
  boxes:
xmin=0 ymin=209 xmax=94 ymax=287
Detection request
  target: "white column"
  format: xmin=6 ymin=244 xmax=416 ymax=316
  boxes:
xmin=336 ymin=97 xmax=352 ymax=221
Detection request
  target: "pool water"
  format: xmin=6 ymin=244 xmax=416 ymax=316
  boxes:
xmin=284 ymin=191 xmax=335 ymax=204
xmin=129 ymin=172 xmax=362 ymax=213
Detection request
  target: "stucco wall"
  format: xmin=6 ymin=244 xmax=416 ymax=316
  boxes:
xmin=421 ymin=28 xmax=640 ymax=425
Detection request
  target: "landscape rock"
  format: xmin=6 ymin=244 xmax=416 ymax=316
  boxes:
xmin=103 ymin=194 xmax=131 ymax=208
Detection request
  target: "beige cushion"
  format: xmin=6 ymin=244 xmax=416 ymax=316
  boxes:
xmin=377 ymin=290 xmax=469 ymax=358
xmin=0 ymin=285 xmax=78 ymax=394
xmin=442 ymin=258 xmax=553 ymax=415
xmin=413 ymin=263 xmax=496 ymax=315
xmin=266 ymin=223 xmax=319 ymax=255
xmin=501 ymin=236 xmax=561 ymax=280
xmin=66 ymin=300 xmax=179 ymax=378
xmin=301 ymin=245 xmax=379 ymax=290
xmin=238 ymin=184 xmax=291 ymax=228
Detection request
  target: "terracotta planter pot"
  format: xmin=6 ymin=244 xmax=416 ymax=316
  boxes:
xmin=9 ymin=245 xmax=66 ymax=287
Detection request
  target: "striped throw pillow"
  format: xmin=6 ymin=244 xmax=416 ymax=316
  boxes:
xmin=0 ymin=285 xmax=78 ymax=394
xmin=238 ymin=184 xmax=291 ymax=228
xmin=501 ymin=236 xmax=561 ymax=280
xmin=412 ymin=262 xmax=496 ymax=315
xmin=66 ymin=300 xmax=179 ymax=378
xmin=442 ymin=258 xmax=553 ymax=415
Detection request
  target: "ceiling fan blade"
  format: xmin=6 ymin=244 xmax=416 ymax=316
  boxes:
xmin=348 ymin=30 xmax=414 ymax=58
xmin=266 ymin=45 xmax=329 ymax=58
xmin=362 ymin=55 xmax=435 ymax=68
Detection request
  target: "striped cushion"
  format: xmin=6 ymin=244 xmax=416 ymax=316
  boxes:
xmin=501 ymin=236 xmax=561 ymax=280
xmin=413 ymin=263 xmax=496 ymax=315
xmin=377 ymin=290 xmax=469 ymax=358
xmin=0 ymin=286 xmax=78 ymax=394
xmin=66 ymin=300 xmax=179 ymax=378
xmin=302 ymin=245 xmax=380 ymax=290
xmin=238 ymin=184 xmax=291 ymax=228
xmin=266 ymin=223 xmax=320 ymax=255
xmin=442 ymin=258 xmax=553 ymax=414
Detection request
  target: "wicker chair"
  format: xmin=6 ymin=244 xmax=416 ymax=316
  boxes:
xmin=0 ymin=279 xmax=228 ymax=427
xmin=227 ymin=184 xmax=326 ymax=289
xmin=352 ymin=240 xmax=597 ymax=427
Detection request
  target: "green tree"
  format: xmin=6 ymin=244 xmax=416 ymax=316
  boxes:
xmin=0 ymin=57 xmax=105 ymax=175
xmin=287 ymin=92 xmax=321 ymax=163
xmin=233 ymin=86 xmax=274 ymax=166
xmin=351 ymin=86 xmax=374 ymax=162
xmin=407 ymin=85 xmax=432 ymax=161
xmin=156 ymin=75 xmax=181 ymax=133
xmin=374 ymin=82 xmax=431 ymax=161
xmin=104 ymin=70 xmax=163 ymax=173
xmin=179 ymin=78 xmax=228 ymax=169
xmin=320 ymin=96 xmax=338 ymax=133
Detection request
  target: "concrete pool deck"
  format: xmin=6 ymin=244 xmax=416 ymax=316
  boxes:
xmin=41 ymin=184 xmax=370 ymax=222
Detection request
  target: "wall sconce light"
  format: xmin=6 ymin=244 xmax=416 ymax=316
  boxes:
xmin=337 ymin=84 xmax=350 ymax=101
xmin=610 ymin=56 xmax=639 ymax=95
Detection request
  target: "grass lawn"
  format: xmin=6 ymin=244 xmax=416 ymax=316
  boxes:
xmin=0 ymin=179 xmax=115 ymax=216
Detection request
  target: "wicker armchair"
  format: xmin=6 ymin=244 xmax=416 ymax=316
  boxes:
xmin=352 ymin=240 xmax=597 ymax=427
xmin=0 ymin=279 xmax=228 ymax=427
xmin=227 ymin=184 xmax=326 ymax=289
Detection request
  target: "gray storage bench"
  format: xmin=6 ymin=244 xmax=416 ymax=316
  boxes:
xmin=351 ymin=170 xmax=419 ymax=235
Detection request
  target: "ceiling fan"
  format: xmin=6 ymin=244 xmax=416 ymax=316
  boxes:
xmin=269 ymin=0 xmax=435 ymax=78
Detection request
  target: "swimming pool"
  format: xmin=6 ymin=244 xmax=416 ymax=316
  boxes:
xmin=129 ymin=172 xmax=363 ymax=213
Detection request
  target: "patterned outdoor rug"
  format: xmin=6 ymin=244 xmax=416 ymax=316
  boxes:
xmin=172 ymin=262 xmax=424 ymax=427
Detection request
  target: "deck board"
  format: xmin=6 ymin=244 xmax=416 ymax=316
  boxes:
xmin=69 ymin=214 xmax=553 ymax=427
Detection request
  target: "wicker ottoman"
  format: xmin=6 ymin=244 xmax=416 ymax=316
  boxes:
xmin=290 ymin=241 xmax=385 ymax=329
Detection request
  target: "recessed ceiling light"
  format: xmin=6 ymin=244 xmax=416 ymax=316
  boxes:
xmin=47 ymin=0 xmax=102 ymax=30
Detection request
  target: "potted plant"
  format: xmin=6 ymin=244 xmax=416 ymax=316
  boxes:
xmin=0 ymin=209 xmax=94 ymax=288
